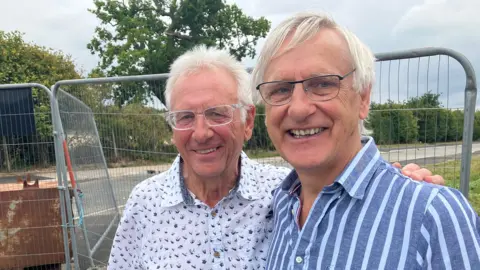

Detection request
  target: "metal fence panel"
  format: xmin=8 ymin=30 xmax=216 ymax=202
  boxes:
xmin=46 ymin=47 xmax=476 ymax=269
xmin=0 ymin=83 xmax=71 ymax=270
xmin=49 ymin=74 xmax=291 ymax=268
xmin=53 ymin=87 xmax=121 ymax=269
xmin=372 ymin=47 xmax=477 ymax=198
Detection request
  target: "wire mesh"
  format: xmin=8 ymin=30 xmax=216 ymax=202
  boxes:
xmin=0 ymin=85 xmax=69 ymax=270
xmin=55 ymin=88 xmax=120 ymax=269
xmin=0 ymin=86 xmax=56 ymax=181
xmin=49 ymin=47 xmax=477 ymax=269
xmin=370 ymin=54 xmax=476 ymax=190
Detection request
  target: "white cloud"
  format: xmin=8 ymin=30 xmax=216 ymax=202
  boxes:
xmin=0 ymin=0 xmax=477 ymax=112
xmin=390 ymin=0 xmax=480 ymax=109
xmin=392 ymin=0 xmax=480 ymax=45
xmin=0 ymin=0 xmax=99 ymax=74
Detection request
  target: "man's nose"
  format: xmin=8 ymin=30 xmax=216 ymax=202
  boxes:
xmin=287 ymin=84 xmax=316 ymax=121
xmin=191 ymin=115 xmax=213 ymax=143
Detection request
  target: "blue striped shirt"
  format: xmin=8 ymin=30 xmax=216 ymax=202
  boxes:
xmin=266 ymin=136 xmax=480 ymax=270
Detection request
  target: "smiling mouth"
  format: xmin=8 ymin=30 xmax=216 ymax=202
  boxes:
xmin=288 ymin=128 xmax=327 ymax=138
xmin=195 ymin=147 xmax=219 ymax=154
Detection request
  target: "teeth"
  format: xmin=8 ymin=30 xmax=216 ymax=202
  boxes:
xmin=290 ymin=128 xmax=323 ymax=137
xmin=197 ymin=148 xmax=217 ymax=154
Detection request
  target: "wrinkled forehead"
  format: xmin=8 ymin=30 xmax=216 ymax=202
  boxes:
xmin=264 ymin=28 xmax=353 ymax=79
xmin=170 ymin=67 xmax=239 ymax=110
xmin=282 ymin=28 xmax=350 ymax=61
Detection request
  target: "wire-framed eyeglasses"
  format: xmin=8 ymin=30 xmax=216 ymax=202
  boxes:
xmin=256 ymin=69 xmax=356 ymax=106
xmin=165 ymin=104 xmax=244 ymax=130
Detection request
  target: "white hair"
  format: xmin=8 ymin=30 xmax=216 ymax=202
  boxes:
xmin=164 ymin=45 xmax=252 ymax=122
xmin=251 ymin=12 xmax=376 ymax=134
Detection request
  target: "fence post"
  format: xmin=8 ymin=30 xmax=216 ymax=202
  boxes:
xmin=1 ymin=136 xmax=11 ymax=172
xmin=50 ymin=85 xmax=82 ymax=270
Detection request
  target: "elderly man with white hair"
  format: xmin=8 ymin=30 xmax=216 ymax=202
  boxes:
xmin=252 ymin=12 xmax=480 ymax=270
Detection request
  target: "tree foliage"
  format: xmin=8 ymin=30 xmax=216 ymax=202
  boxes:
xmin=473 ymin=111 xmax=480 ymax=141
xmin=87 ymin=0 xmax=271 ymax=106
xmin=95 ymin=104 xmax=175 ymax=164
xmin=367 ymin=92 xmax=465 ymax=145
xmin=368 ymin=101 xmax=419 ymax=144
xmin=244 ymin=105 xmax=275 ymax=151
xmin=0 ymin=30 xmax=82 ymax=171
xmin=0 ymin=31 xmax=81 ymax=86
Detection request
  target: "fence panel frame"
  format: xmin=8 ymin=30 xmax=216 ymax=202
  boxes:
xmin=0 ymin=83 xmax=72 ymax=270
xmin=374 ymin=47 xmax=478 ymax=198
xmin=0 ymin=47 xmax=459 ymax=270
xmin=51 ymin=73 xmax=170 ymax=269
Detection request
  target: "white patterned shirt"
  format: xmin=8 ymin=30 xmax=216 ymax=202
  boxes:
xmin=108 ymin=151 xmax=291 ymax=270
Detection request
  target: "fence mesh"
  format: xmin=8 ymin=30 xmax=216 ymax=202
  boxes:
xmin=56 ymin=88 xmax=119 ymax=269
xmin=53 ymin=57 xmax=477 ymax=267
xmin=0 ymin=85 xmax=68 ymax=269
xmin=371 ymin=54 xmax=476 ymax=190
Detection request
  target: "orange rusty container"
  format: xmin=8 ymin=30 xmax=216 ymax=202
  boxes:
xmin=0 ymin=178 xmax=72 ymax=269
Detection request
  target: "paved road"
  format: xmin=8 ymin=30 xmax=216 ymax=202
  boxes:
xmin=380 ymin=142 xmax=480 ymax=165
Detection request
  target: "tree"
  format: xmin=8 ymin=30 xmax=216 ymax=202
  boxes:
xmin=473 ymin=111 xmax=480 ymax=141
xmin=244 ymin=105 xmax=275 ymax=151
xmin=367 ymin=101 xmax=419 ymax=145
xmin=87 ymin=0 xmax=271 ymax=106
xmin=405 ymin=91 xmax=443 ymax=143
xmin=94 ymin=104 xmax=174 ymax=165
xmin=0 ymin=31 xmax=81 ymax=98
xmin=0 ymin=30 xmax=82 ymax=171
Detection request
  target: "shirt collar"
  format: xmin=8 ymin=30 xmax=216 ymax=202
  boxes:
xmin=159 ymin=155 xmax=184 ymax=207
xmin=236 ymin=151 xmax=271 ymax=201
xmin=160 ymin=151 xmax=266 ymax=207
xmin=281 ymin=136 xmax=382 ymax=200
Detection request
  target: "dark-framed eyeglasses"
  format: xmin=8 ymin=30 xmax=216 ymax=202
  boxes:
xmin=165 ymin=104 xmax=244 ymax=130
xmin=256 ymin=69 xmax=356 ymax=106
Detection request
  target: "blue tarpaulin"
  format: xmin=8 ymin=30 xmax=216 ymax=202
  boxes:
xmin=0 ymin=87 xmax=36 ymax=136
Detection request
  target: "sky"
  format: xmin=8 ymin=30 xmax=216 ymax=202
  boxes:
xmin=0 ymin=0 xmax=478 ymax=109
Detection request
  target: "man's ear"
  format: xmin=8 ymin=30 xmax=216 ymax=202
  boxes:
xmin=244 ymin=105 xmax=256 ymax=141
xmin=359 ymin=85 xmax=372 ymax=120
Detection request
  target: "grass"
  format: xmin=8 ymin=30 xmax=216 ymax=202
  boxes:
xmin=424 ymin=155 xmax=480 ymax=214
xmin=244 ymin=150 xmax=280 ymax=159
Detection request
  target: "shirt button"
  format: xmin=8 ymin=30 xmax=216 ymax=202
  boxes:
xmin=211 ymin=211 xmax=217 ymax=217
xmin=295 ymin=256 xmax=303 ymax=263
xmin=213 ymin=251 xmax=221 ymax=258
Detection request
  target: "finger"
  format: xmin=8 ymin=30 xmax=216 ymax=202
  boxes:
xmin=408 ymin=172 xmax=423 ymax=181
xmin=425 ymin=175 xmax=445 ymax=186
xmin=401 ymin=169 xmax=412 ymax=177
xmin=411 ymin=168 xmax=433 ymax=179
xmin=392 ymin=162 xmax=402 ymax=169
xmin=402 ymin=163 xmax=422 ymax=172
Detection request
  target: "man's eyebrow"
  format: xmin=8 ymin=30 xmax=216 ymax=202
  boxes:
xmin=267 ymin=72 xmax=333 ymax=82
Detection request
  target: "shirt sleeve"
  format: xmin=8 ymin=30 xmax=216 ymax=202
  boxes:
xmin=108 ymin=187 xmax=145 ymax=270
xmin=418 ymin=187 xmax=480 ymax=269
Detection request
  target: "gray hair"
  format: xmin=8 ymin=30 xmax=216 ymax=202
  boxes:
xmin=164 ymin=45 xmax=253 ymax=122
xmin=251 ymin=12 xmax=376 ymax=134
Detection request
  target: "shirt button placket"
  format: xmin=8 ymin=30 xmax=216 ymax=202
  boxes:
xmin=209 ymin=208 xmax=223 ymax=268
xmin=295 ymin=256 xmax=303 ymax=264
xmin=293 ymin=255 xmax=304 ymax=270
